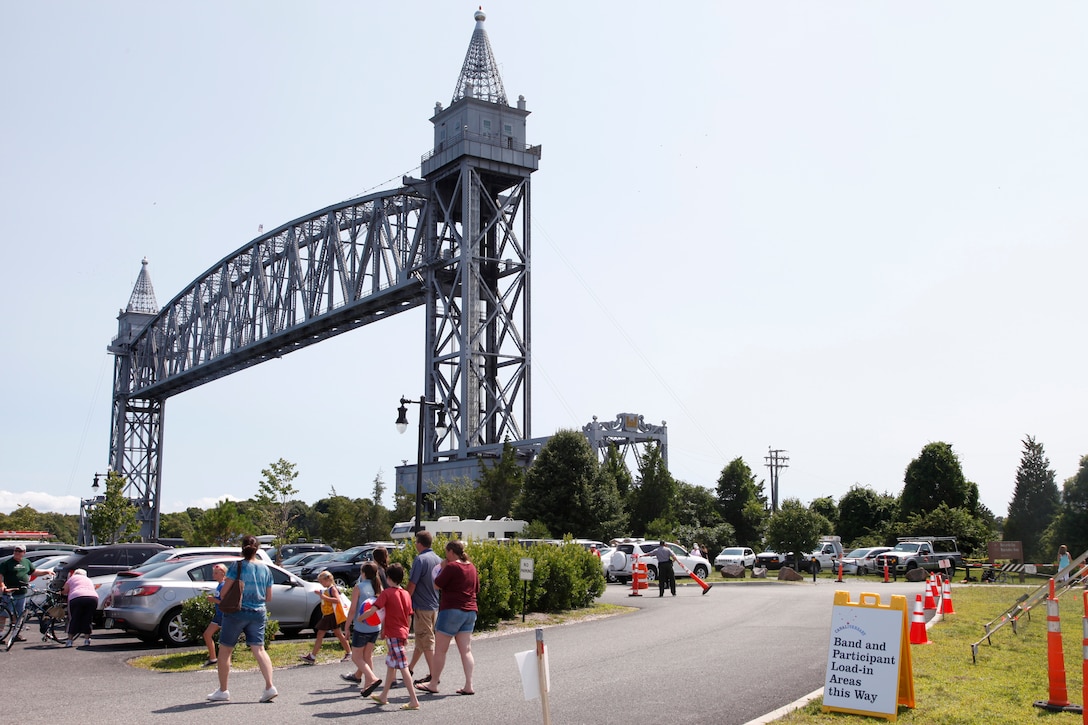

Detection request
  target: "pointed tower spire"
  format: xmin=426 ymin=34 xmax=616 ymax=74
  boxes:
xmin=452 ymin=7 xmax=507 ymax=105
xmin=126 ymin=257 xmax=158 ymax=314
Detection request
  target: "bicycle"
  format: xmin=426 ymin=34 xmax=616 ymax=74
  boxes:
xmin=0 ymin=594 xmax=16 ymax=642
xmin=4 ymin=587 xmax=67 ymax=650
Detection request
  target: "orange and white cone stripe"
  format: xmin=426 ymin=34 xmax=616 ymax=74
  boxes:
xmin=909 ymin=593 xmax=930 ymax=645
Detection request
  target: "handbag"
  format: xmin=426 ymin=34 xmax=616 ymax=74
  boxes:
xmin=219 ymin=560 xmax=244 ymax=614
xmin=333 ymin=589 xmax=350 ymax=625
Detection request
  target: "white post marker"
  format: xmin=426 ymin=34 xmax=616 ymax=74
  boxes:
xmin=520 ymin=557 xmax=534 ymax=622
xmin=514 ymin=627 xmax=551 ymax=724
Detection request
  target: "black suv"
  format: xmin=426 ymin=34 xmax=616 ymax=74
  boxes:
xmin=54 ymin=543 xmax=168 ymax=581
xmin=273 ymin=543 xmax=333 ymax=565
xmin=299 ymin=545 xmax=380 ymax=590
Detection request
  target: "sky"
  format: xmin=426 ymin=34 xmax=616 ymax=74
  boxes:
xmin=2 ymin=2 xmax=1085 ymax=523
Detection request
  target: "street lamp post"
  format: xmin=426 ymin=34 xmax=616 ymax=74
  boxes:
xmin=395 ymin=396 xmax=448 ymax=533
xmin=79 ymin=472 xmax=109 ymax=545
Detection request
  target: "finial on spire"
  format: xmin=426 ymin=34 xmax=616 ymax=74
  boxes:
xmin=452 ymin=7 xmax=507 ymax=105
xmin=126 ymin=257 xmax=159 ymax=314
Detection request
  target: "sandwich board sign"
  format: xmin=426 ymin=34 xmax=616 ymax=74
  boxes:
xmin=823 ymin=591 xmax=914 ymax=721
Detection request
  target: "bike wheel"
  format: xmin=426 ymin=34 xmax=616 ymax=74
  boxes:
xmin=43 ymin=614 xmax=67 ymax=643
xmin=0 ymin=603 xmax=14 ymax=643
xmin=5 ymin=611 xmax=29 ymax=651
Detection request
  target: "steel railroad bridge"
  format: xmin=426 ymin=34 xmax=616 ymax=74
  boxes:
xmin=95 ymin=10 xmax=542 ymax=541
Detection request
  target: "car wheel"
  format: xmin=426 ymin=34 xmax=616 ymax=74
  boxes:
xmin=617 ymin=576 xmax=629 ymax=585
xmin=645 ymin=566 xmax=657 ymax=582
xmin=159 ymin=607 xmax=191 ymax=647
xmin=334 ymin=576 xmax=350 ymax=592
xmin=693 ymin=564 xmax=708 ymax=579
xmin=280 ymin=627 xmax=301 ymax=639
xmin=309 ymin=605 xmax=323 ymax=632
xmin=136 ymin=631 xmax=159 ymax=644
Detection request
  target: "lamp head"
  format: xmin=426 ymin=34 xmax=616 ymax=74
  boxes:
xmin=395 ymin=402 xmax=409 ymax=434
xmin=434 ymin=408 xmax=448 ymax=438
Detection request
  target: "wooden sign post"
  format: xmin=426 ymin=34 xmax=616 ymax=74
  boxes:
xmin=823 ymin=591 xmax=914 ymax=721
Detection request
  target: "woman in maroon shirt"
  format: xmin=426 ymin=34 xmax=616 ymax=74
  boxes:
xmin=415 ymin=540 xmax=478 ymax=696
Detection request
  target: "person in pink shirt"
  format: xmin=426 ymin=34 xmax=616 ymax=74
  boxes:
xmin=368 ymin=563 xmax=420 ymax=711
xmin=61 ymin=567 xmax=98 ymax=648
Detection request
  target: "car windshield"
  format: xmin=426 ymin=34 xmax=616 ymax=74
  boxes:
xmin=891 ymin=543 xmax=921 ymax=553
xmin=720 ymin=548 xmax=745 ymax=556
xmin=845 ymin=548 xmax=872 ymax=558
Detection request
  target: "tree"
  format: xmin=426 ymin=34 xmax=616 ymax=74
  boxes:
xmin=900 ymin=442 xmax=971 ymax=520
xmin=514 ymin=430 xmax=596 ymax=538
xmin=192 ymin=499 xmax=253 ymax=546
xmin=584 ymin=468 xmax=627 ymax=541
xmin=159 ymin=511 xmax=196 ymax=542
xmin=317 ymin=492 xmax=360 ymax=549
xmin=836 ymin=485 xmax=897 ymax=546
xmin=627 ymin=443 xmax=677 ymax=536
xmin=371 ymin=469 xmax=386 ymax=508
xmin=602 ymin=443 xmax=633 ymax=498
xmin=253 ymin=458 xmax=301 ymax=544
xmin=434 ymin=478 xmax=483 ymax=519
xmin=764 ymin=498 xmax=833 ymax=570
xmin=901 ymin=503 xmax=993 ymax=558
xmin=715 ymin=457 xmax=767 ymax=547
xmin=809 ymin=496 xmax=838 ymax=533
xmin=89 ymin=471 xmax=140 ymax=543
xmin=1003 ymin=436 xmax=1061 ymax=563
xmin=1044 ymin=454 xmax=1088 ymax=559
xmin=476 ymin=441 xmax=525 ymax=517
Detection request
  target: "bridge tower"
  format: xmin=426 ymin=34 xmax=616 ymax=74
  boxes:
xmin=417 ymin=7 xmax=541 ymax=470
xmin=105 ymin=258 xmax=163 ymax=541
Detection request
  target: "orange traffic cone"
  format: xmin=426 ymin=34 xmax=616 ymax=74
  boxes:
xmin=628 ymin=561 xmax=643 ymax=597
xmin=1033 ymin=579 xmax=1081 ymax=712
xmin=942 ymin=577 xmax=956 ymax=615
xmin=882 ymin=561 xmax=890 ymax=583
xmin=923 ymin=575 xmax=937 ymax=612
xmin=836 ymin=560 xmax=844 ymax=583
xmin=909 ymin=594 xmax=930 ymax=645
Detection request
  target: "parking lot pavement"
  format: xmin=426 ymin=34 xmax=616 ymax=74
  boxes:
xmin=8 ymin=577 xmax=929 ymax=725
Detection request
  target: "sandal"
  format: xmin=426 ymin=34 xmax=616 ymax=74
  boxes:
xmin=360 ymin=679 xmax=382 ymax=697
xmin=456 ymin=689 xmax=475 ymax=695
xmin=400 ymin=703 xmax=420 ymax=710
xmin=415 ymin=683 xmax=439 ymax=694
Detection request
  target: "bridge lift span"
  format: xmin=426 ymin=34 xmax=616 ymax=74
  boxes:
xmin=98 ymin=10 xmax=541 ymax=541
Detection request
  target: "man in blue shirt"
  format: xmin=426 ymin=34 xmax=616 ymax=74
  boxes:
xmin=406 ymin=530 xmax=443 ymax=684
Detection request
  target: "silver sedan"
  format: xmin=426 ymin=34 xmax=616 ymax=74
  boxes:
xmin=105 ymin=557 xmax=322 ymax=646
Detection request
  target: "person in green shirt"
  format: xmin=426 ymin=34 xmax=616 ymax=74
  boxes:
xmin=0 ymin=545 xmax=54 ymax=639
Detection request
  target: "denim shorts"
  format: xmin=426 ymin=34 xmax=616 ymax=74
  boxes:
xmin=435 ymin=608 xmax=477 ymax=636
xmin=351 ymin=629 xmax=378 ymax=648
xmin=211 ymin=610 xmax=223 ymax=626
xmin=219 ymin=608 xmax=266 ymax=647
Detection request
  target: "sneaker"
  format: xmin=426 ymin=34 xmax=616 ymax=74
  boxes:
xmin=299 ymin=653 xmax=315 ymax=664
xmin=202 ymin=659 xmax=218 ymax=667
xmin=259 ymin=686 xmax=278 ymax=703
xmin=340 ymin=673 xmax=362 ymax=683
xmin=64 ymin=640 xmax=73 ymax=648
xmin=206 ymin=689 xmax=230 ymax=702
xmin=84 ymin=638 xmax=92 ymax=647
xmin=341 ymin=653 xmax=353 ymax=662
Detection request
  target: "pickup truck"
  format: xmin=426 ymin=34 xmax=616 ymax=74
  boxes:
xmin=755 ymin=537 xmax=844 ymax=573
xmin=874 ymin=537 xmax=963 ymax=576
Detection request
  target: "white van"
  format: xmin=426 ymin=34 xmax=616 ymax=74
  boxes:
xmin=390 ymin=516 xmax=528 ymax=542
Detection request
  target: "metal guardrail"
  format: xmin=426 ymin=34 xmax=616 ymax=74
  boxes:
xmin=970 ymin=550 xmax=1088 ymax=663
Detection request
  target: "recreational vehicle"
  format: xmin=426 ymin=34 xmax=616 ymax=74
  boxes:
xmin=390 ymin=516 xmax=527 ymax=542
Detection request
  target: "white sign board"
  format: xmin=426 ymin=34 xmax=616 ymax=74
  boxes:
xmin=824 ymin=600 xmax=903 ymax=718
xmin=519 ymin=557 xmax=535 ymax=581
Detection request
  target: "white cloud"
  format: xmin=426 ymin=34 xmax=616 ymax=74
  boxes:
xmin=0 ymin=490 xmax=82 ymax=517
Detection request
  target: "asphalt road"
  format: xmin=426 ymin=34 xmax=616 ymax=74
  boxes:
xmin=6 ymin=577 xmax=928 ymax=724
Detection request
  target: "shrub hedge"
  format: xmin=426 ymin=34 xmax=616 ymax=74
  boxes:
xmin=391 ymin=538 xmax=605 ymax=629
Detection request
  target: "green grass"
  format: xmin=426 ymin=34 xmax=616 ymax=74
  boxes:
xmin=772 ymin=584 xmax=1086 ymax=724
xmin=130 ymin=638 xmax=375 ymax=672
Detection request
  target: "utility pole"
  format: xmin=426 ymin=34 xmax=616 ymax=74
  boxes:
xmin=765 ymin=447 xmax=789 ymax=513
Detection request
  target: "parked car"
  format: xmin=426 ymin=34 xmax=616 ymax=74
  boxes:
xmin=54 ymin=543 xmax=168 ymax=582
xmin=606 ymin=539 xmax=711 ymax=584
xmin=839 ymin=546 xmax=893 ymax=575
xmin=281 ymin=551 xmax=335 ymax=574
xmin=0 ymin=542 xmax=80 ymax=558
xmin=105 ymin=557 xmax=322 ymax=645
xmin=271 ymin=543 xmax=333 ymax=565
xmin=755 ymin=550 xmax=793 ymax=570
xmin=299 ymin=545 xmax=381 ymax=589
xmin=714 ymin=547 xmax=756 ymax=570
xmin=139 ymin=546 xmax=272 ymax=567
